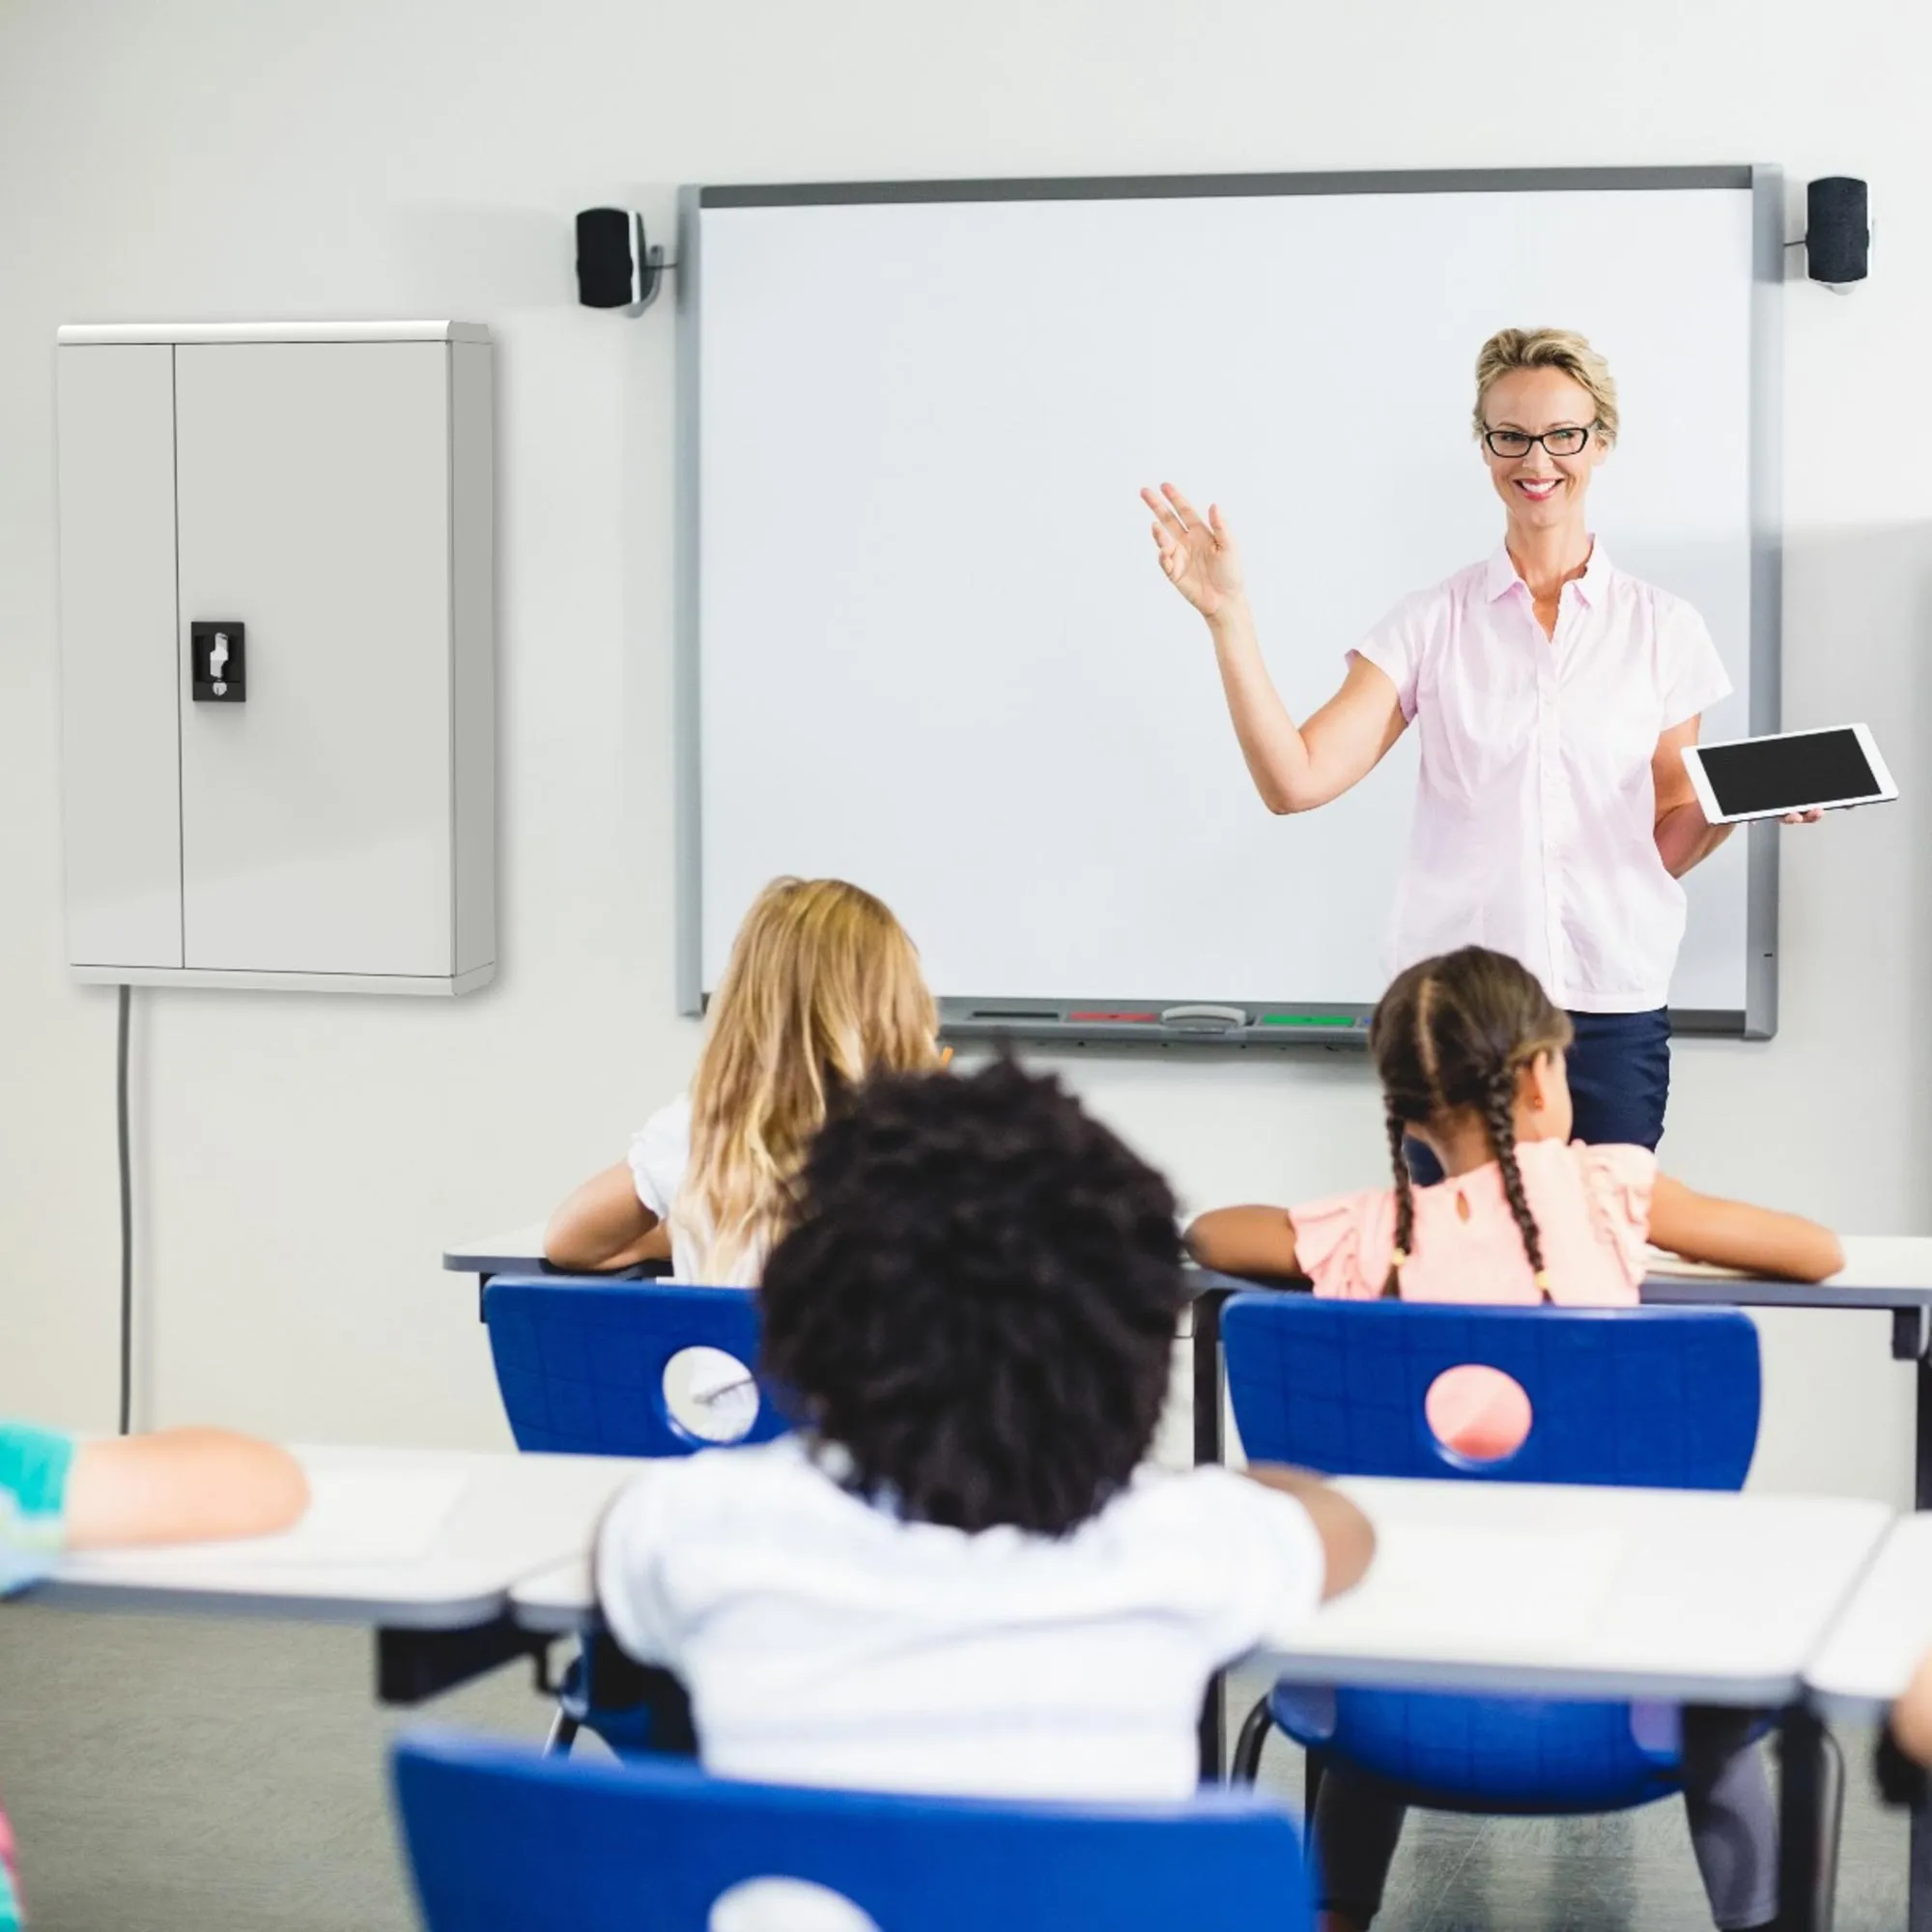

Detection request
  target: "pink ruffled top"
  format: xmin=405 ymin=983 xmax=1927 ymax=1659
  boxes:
xmin=1292 ymin=1140 xmax=1656 ymax=1306
xmin=1290 ymin=1141 xmax=1658 ymax=1460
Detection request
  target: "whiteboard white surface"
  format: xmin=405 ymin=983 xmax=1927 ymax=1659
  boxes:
xmin=693 ymin=179 xmax=1768 ymax=1017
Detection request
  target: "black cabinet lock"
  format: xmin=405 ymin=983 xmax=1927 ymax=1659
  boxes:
xmin=191 ymin=621 xmax=245 ymax=702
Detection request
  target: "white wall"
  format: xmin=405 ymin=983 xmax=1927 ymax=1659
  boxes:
xmin=0 ymin=0 xmax=1926 ymax=1500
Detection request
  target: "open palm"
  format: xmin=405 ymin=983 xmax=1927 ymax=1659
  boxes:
xmin=1142 ymin=482 xmax=1244 ymax=617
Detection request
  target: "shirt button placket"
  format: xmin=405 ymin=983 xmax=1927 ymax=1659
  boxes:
xmin=1538 ymin=629 xmax=1564 ymax=1005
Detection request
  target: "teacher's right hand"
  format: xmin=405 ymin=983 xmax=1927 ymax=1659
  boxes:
xmin=1142 ymin=481 xmax=1244 ymax=619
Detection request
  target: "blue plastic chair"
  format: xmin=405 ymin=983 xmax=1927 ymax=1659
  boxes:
xmin=483 ymin=1277 xmax=791 ymax=1758
xmin=1221 ymin=1296 xmax=1786 ymax=1816
xmin=392 ymin=1727 xmax=1311 ymax=1932
xmin=483 ymin=1276 xmax=790 ymax=1456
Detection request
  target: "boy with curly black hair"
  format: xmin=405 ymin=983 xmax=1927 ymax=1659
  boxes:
xmin=596 ymin=1058 xmax=1373 ymax=1800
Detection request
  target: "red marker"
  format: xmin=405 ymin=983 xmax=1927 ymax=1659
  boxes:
xmin=1067 ymin=1009 xmax=1160 ymax=1022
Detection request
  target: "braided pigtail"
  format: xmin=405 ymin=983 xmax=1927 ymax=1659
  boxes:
xmin=1382 ymin=1111 xmax=1414 ymax=1298
xmin=1482 ymin=1068 xmax=1549 ymax=1293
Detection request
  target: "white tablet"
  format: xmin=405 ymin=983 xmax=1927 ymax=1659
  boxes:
xmin=1681 ymin=724 xmax=1897 ymax=825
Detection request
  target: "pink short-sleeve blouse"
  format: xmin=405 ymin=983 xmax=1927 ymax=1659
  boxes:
xmin=1292 ymin=1139 xmax=1657 ymax=1305
xmin=1350 ymin=542 xmax=1732 ymax=1014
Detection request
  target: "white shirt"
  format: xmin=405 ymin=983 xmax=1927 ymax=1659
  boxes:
xmin=1352 ymin=542 xmax=1732 ymax=1013
xmin=628 ymin=1093 xmax=774 ymax=1288
xmin=627 ymin=1094 xmax=708 ymax=1284
xmin=595 ymin=1435 xmax=1328 ymax=1803
xmin=627 ymin=1094 xmax=759 ymax=1435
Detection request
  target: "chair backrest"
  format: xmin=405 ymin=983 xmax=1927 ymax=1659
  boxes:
xmin=1230 ymin=1297 xmax=1763 ymax=1813
xmin=1222 ymin=1296 xmax=1760 ymax=1490
xmin=392 ymin=1729 xmax=1309 ymax=1932
xmin=484 ymin=1276 xmax=790 ymax=1457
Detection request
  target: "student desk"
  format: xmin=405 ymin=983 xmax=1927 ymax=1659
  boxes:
xmin=502 ymin=1477 xmax=1887 ymax=1932
xmin=1186 ymin=1236 xmax=1932 ymax=1499
xmin=1806 ymin=1514 xmax=1932 ymax=1720
xmin=445 ymin=1227 xmax=1932 ymax=1770
xmin=1804 ymin=1514 xmax=1932 ymax=1932
xmin=1645 ymin=1237 xmax=1932 ymax=1509
xmin=1275 ymin=1477 xmax=1889 ymax=1932
xmin=511 ymin=1555 xmax=598 ymax=1635
xmin=444 ymin=1223 xmax=556 ymax=1286
xmin=447 ymin=1235 xmax=1932 ymax=1490
xmin=444 ymin=1223 xmax=665 ymax=1322
xmin=1179 ymin=1239 xmax=1932 ymax=1771
xmin=443 ymin=1225 xmax=1240 ymax=1439
xmin=30 ymin=1444 xmax=640 ymax=1704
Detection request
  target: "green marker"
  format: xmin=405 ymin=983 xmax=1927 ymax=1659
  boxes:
xmin=1261 ymin=1014 xmax=1357 ymax=1028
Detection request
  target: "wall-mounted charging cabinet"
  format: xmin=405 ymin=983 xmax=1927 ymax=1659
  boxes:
xmin=56 ymin=322 xmax=496 ymax=995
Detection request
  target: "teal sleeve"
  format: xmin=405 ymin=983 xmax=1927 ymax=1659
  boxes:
xmin=0 ymin=1424 xmax=75 ymax=1595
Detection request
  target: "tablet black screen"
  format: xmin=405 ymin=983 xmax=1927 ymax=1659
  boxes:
xmin=1697 ymin=728 xmax=1883 ymax=817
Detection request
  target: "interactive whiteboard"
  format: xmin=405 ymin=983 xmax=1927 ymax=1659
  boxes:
xmin=680 ymin=168 xmax=1781 ymax=1044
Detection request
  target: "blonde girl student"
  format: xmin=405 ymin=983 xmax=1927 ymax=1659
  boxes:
xmin=545 ymin=876 xmax=941 ymax=1285
xmin=1186 ymin=943 xmax=1841 ymax=1932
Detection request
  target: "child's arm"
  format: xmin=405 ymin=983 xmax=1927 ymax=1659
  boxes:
xmin=1891 ymin=1650 xmax=1932 ymax=1771
xmin=1647 ymin=1175 xmax=1844 ymax=1283
xmin=65 ymin=1430 xmax=308 ymax=1549
xmin=545 ymin=1163 xmax=674 ymax=1271
xmin=1242 ymin=1464 xmax=1376 ymax=1600
xmin=1183 ymin=1206 xmax=1302 ymax=1278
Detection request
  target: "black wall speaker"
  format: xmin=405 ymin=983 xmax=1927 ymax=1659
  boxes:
xmin=1806 ymin=178 xmax=1870 ymax=286
xmin=576 ymin=209 xmax=664 ymax=312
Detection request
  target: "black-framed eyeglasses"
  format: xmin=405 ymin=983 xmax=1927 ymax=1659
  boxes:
xmin=1482 ymin=424 xmax=1597 ymax=460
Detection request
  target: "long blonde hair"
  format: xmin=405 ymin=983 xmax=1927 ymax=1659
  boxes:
xmin=676 ymin=877 xmax=938 ymax=1283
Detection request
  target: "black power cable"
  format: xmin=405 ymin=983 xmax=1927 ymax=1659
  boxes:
xmin=117 ymin=984 xmax=132 ymax=1435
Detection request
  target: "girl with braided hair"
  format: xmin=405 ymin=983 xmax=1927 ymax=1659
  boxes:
xmin=1187 ymin=943 xmax=1841 ymax=1932
xmin=1189 ymin=944 xmax=1840 ymax=1350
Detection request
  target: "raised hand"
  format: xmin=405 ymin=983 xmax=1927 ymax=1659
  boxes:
xmin=1142 ymin=482 xmax=1244 ymax=619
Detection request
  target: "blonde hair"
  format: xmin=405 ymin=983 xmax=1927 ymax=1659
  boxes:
xmin=1472 ymin=327 xmax=1619 ymax=447
xmin=676 ymin=877 xmax=938 ymax=1284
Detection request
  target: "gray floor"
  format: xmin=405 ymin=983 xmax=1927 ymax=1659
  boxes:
xmin=1221 ymin=1661 xmax=1908 ymax=1931
xmin=0 ymin=1614 xmax=1907 ymax=1930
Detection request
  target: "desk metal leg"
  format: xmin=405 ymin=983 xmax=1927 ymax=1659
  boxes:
xmin=1898 ymin=1312 xmax=1932 ymax=1511
xmin=1918 ymin=1350 xmax=1932 ymax=1515
xmin=1192 ymin=1288 xmax=1229 ymax=1469
xmin=1889 ymin=1320 xmax=1932 ymax=1928
xmin=1194 ymin=1288 xmax=1231 ymax=1782
xmin=377 ymin=1618 xmax=546 ymax=1705
xmin=1888 ymin=1316 xmax=1932 ymax=1928
xmin=1777 ymin=1707 xmax=1828 ymax=1932
xmin=1912 ymin=1804 xmax=1932 ymax=1932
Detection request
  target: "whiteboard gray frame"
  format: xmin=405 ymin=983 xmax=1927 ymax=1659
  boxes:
xmin=677 ymin=165 xmax=1783 ymax=1046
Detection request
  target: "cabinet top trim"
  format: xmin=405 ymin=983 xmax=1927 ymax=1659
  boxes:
xmin=57 ymin=321 xmax=491 ymax=346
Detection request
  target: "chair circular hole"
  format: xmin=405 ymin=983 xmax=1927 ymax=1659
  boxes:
xmin=1425 ymin=1365 xmax=1532 ymax=1463
xmin=663 ymin=1344 xmax=758 ymax=1444
xmin=710 ymin=1879 xmax=881 ymax=1932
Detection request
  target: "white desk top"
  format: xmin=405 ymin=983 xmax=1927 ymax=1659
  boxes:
xmin=512 ymin=1556 xmax=599 ymax=1634
xmin=445 ymin=1226 xmax=1932 ymax=1311
xmin=1262 ymin=1478 xmax=1891 ymax=1706
xmin=1804 ymin=1515 xmax=1932 ymax=1717
xmin=33 ymin=1444 xmax=641 ymax=1629
xmin=1641 ymin=1236 xmax=1932 ymax=1310
xmin=443 ymin=1223 xmax=554 ymax=1275
xmin=506 ymin=1477 xmax=1892 ymax=1708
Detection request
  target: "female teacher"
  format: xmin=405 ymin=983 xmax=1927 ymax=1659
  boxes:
xmin=1144 ymin=327 xmax=1808 ymax=1154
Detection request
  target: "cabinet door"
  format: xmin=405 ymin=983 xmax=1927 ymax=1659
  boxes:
xmin=58 ymin=345 xmax=184 ymax=967
xmin=175 ymin=342 xmax=453 ymax=977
